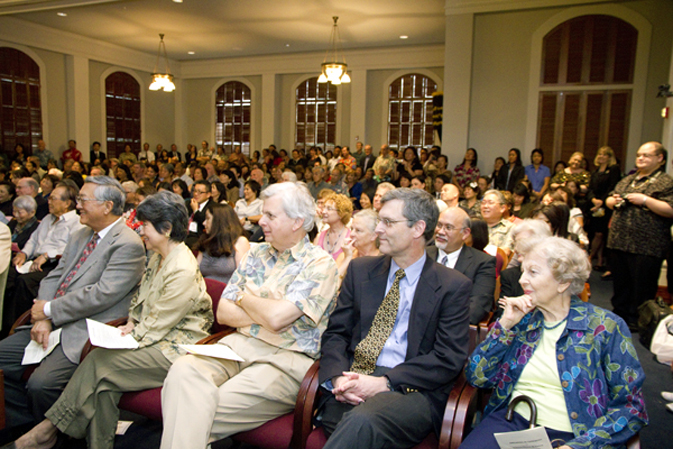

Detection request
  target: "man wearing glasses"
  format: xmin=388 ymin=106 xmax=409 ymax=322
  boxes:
xmin=186 ymin=180 xmax=212 ymax=247
xmin=318 ymin=188 xmax=471 ymax=449
xmin=0 ymin=176 xmax=145 ymax=433
xmin=427 ymin=207 xmax=496 ymax=324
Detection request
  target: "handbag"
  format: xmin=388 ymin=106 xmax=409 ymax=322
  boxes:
xmin=637 ymin=297 xmax=673 ymax=347
xmin=650 ymin=315 xmax=673 ymax=365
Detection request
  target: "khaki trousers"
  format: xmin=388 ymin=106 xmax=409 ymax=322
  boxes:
xmin=160 ymin=332 xmax=314 ymax=449
xmin=45 ymin=346 xmax=172 ymax=449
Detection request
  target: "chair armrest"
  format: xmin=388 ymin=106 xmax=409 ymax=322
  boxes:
xmin=196 ymin=328 xmax=235 ymax=345
xmin=9 ymin=310 xmax=32 ymax=335
xmin=290 ymin=360 xmax=321 ymax=449
xmin=626 ymin=434 xmax=640 ymax=449
xmin=0 ymin=369 xmax=5 ymax=430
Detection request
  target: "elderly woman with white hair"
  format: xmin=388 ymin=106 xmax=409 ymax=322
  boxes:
xmin=337 ymin=209 xmax=381 ymax=279
xmin=8 ymin=195 xmax=39 ymax=251
xmin=461 ymin=237 xmax=647 ymax=449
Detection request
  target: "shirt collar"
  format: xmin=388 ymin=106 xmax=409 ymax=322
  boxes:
xmin=97 ymin=217 xmax=122 ymax=241
xmin=57 ymin=209 xmax=79 ymax=223
xmin=268 ymin=235 xmax=310 ymax=261
xmin=389 ymin=252 xmax=426 ymax=285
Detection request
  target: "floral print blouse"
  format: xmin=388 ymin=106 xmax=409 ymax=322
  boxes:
xmin=454 ymin=164 xmax=480 ymax=188
xmin=466 ymin=298 xmax=647 ymax=448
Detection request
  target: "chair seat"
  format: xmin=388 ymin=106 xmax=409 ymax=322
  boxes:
xmin=305 ymin=427 xmax=438 ymax=449
xmin=231 ymin=413 xmax=294 ymax=449
xmin=118 ymin=387 xmax=163 ymax=421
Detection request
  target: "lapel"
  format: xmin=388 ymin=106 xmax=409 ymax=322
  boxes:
xmin=66 ymin=220 xmax=121 ymax=286
xmin=406 ymin=256 xmax=442 ymax=358
xmin=453 ymin=245 xmax=471 ymax=274
xmin=359 ymin=256 xmax=391 ymax=341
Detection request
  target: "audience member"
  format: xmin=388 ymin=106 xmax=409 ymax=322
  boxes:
xmin=337 ymin=209 xmax=381 ymax=278
xmin=35 ymin=140 xmax=54 ymax=170
xmin=495 ymin=148 xmax=525 ymax=192
xmin=466 ymin=217 xmax=489 ymax=252
xmin=308 ymin=166 xmax=331 ymax=199
xmin=524 ymin=148 xmax=550 ymax=200
xmin=372 ymin=182 xmax=395 ymax=212
xmin=0 ymin=176 xmax=145 ymax=431
xmin=480 ymin=189 xmax=514 ymax=257
xmin=315 ymin=194 xmax=352 ymax=262
xmin=16 ymin=177 xmax=48 ymax=220
xmin=454 ymin=148 xmax=480 ymax=189
xmin=39 ymin=174 xmax=59 ymax=201
xmin=61 ymin=140 xmax=82 ymax=165
xmin=0 ymin=181 xmax=16 ymax=217
xmin=234 ymin=180 xmax=263 ymax=237
xmin=160 ymin=182 xmax=339 ymax=449
xmin=186 ymin=180 xmax=212 ymax=247
xmin=89 ymin=141 xmax=105 ymax=165
xmin=550 ymin=151 xmax=591 ymax=191
xmin=373 ymin=144 xmax=395 ymax=182
xmin=459 ymin=181 xmax=482 ymax=218
xmin=427 ymin=206 xmax=496 ymax=324
xmin=8 ymin=196 xmax=39 ymax=251
xmin=318 ymin=187 xmax=470 ymax=449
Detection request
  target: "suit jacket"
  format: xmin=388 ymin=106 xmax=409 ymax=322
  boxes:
xmin=495 ymin=165 xmax=526 ymax=192
xmin=38 ymin=219 xmax=146 ymax=363
xmin=359 ymin=155 xmax=376 ymax=173
xmin=90 ymin=150 xmax=106 ymax=163
xmin=499 ymin=265 xmax=523 ymax=298
xmin=320 ymin=255 xmax=471 ymax=434
xmin=191 ymin=199 xmax=212 ymax=235
xmin=426 ymin=245 xmax=496 ymax=324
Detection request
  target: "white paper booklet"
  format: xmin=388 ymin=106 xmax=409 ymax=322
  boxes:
xmin=179 ymin=344 xmax=245 ymax=362
xmin=86 ymin=319 xmax=139 ymax=349
xmin=16 ymin=261 xmax=33 ymax=274
xmin=22 ymin=328 xmax=62 ymax=365
xmin=494 ymin=426 xmax=553 ymax=449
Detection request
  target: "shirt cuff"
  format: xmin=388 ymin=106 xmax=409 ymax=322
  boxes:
xmin=44 ymin=302 xmax=52 ymax=318
xmin=321 ymin=378 xmax=334 ymax=391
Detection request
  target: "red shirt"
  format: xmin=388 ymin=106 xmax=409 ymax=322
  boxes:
xmin=62 ymin=148 xmax=82 ymax=162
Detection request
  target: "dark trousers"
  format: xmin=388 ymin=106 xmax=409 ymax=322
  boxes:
xmin=459 ymin=407 xmax=574 ymax=449
xmin=0 ymin=329 xmax=78 ymax=428
xmin=2 ymin=261 xmax=58 ymax=334
xmin=610 ymin=249 xmax=663 ymax=324
xmin=319 ymin=367 xmax=434 ymax=449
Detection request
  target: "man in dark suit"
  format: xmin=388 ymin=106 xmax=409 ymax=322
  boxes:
xmin=359 ymin=144 xmax=376 ymax=173
xmin=185 ymin=180 xmax=212 ymax=247
xmin=427 ymin=206 xmax=496 ymax=324
xmin=319 ymin=188 xmax=471 ymax=449
xmin=0 ymin=176 xmax=145 ymax=432
xmin=89 ymin=141 xmax=106 ymax=165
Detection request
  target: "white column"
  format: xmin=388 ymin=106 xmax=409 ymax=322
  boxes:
xmin=349 ymin=69 xmax=367 ymax=145
xmin=65 ymin=54 xmax=90 ymax=161
xmin=174 ymin=77 xmax=184 ymax=156
xmin=441 ymin=13 xmax=474 ymax=157
xmin=261 ymin=72 xmax=277 ymax=147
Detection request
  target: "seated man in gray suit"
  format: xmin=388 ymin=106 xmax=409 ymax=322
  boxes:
xmin=427 ymin=207 xmax=496 ymax=324
xmin=0 ymin=176 xmax=146 ymax=432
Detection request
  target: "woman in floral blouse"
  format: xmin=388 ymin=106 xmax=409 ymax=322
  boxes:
xmin=454 ymin=147 xmax=481 ymax=189
xmin=461 ymin=237 xmax=647 ymax=449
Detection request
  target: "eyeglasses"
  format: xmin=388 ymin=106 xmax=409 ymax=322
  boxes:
xmin=379 ymin=217 xmax=410 ymax=228
xmin=76 ymin=196 xmax=103 ymax=204
xmin=193 ymin=190 xmax=209 ymax=195
xmin=436 ymin=223 xmax=465 ymax=232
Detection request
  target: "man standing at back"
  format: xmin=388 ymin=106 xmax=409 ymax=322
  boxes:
xmin=318 ymin=188 xmax=471 ymax=449
xmin=0 ymin=176 xmax=145 ymax=433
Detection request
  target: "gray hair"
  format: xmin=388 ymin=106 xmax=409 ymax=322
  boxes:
xmin=528 ymin=237 xmax=591 ymax=295
xmin=84 ymin=176 xmax=126 ymax=215
xmin=282 ymin=171 xmax=298 ymax=182
xmin=121 ymin=181 xmax=139 ymax=193
xmin=19 ymin=177 xmax=39 ymax=193
xmin=260 ymin=182 xmax=315 ymax=232
xmin=376 ymin=182 xmax=395 ymax=195
xmin=163 ymin=163 xmax=175 ymax=175
xmin=512 ymin=219 xmax=553 ymax=256
xmin=354 ymin=209 xmax=380 ymax=248
xmin=13 ymin=195 xmax=37 ymax=214
xmin=483 ymin=189 xmax=506 ymax=205
xmin=136 ymin=191 xmax=189 ymax=242
xmin=381 ymin=187 xmax=439 ymax=242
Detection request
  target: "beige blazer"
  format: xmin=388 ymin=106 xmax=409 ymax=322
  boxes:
xmin=128 ymin=242 xmax=213 ymax=362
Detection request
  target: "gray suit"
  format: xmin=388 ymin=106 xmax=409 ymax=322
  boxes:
xmin=426 ymin=245 xmax=496 ymax=324
xmin=0 ymin=219 xmax=146 ymax=427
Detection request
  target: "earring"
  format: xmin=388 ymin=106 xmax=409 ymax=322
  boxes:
xmin=165 ymin=232 xmax=171 ymax=238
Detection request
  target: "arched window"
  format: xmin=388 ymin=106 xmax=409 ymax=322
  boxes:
xmin=536 ymin=15 xmax=637 ymax=168
xmin=0 ymin=47 xmax=42 ymax=155
xmin=105 ymin=71 xmax=140 ymax=159
xmin=295 ymin=77 xmax=337 ymax=151
xmin=216 ymin=81 xmax=251 ymax=155
xmin=388 ymin=74 xmax=437 ymax=151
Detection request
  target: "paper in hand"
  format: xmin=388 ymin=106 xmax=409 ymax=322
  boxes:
xmin=16 ymin=261 xmax=33 ymax=274
xmin=22 ymin=328 xmax=62 ymax=365
xmin=494 ymin=426 xmax=553 ymax=449
xmin=86 ymin=319 xmax=139 ymax=349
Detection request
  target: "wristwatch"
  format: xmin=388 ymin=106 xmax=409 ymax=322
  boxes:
xmin=385 ymin=376 xmax=394 ymax=391
xmin=234 ymin=291 xmax=245 ymax=307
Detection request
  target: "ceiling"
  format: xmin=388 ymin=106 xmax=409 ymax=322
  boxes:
xmin=0 ymin=0 xmax=447 ymax=61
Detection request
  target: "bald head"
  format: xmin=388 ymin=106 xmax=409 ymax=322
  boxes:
xmin=440 ymin=183 xmax=460 ymax=206
xmin=435 ymin=207 xmax=471 ymax=254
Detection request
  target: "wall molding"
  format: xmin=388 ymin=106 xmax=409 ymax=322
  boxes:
xmin=445 ymin=0 xmax=612 ymax=15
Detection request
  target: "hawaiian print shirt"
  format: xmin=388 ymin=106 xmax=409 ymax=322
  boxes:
xmin=467 ymin=298 xmax=648 ymax=448
xmin=487 ymin=219 xmax=514 ymax=252
xmin=222 ymin=236 xmax=339 ymax=358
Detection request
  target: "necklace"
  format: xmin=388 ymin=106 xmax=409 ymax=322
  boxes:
xmin=325 ymin=227 xmax=345 ymax=254
xmin=543 ymin=317 xmax=567 ymax=331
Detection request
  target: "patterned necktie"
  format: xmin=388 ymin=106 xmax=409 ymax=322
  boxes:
xmin=351 ymin=268 xmax=406 ymax=374
xmin=441 ymin=255 xmax=448 ymax=266
xmin=55 ymin=233 xmax=99 ymax=298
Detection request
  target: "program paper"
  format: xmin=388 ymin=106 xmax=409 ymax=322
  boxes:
xmin=86 ymin=319 xmax=139 ymax=349
xmin=494 ymin=426 xmax=553 ymax=449
xmin=22 ymin=328 xmax=62 ymax=365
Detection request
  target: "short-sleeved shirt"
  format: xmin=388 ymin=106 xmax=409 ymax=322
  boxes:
xmin=607 ymin=170 xmax=673 ymax=258
xmin=524 ymin=164 xmax=551 ymax=193
xmin=487 ymin=219 xmax=514 ymax=252
xmin=221 ymin=236 xmax=339 ymax=358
